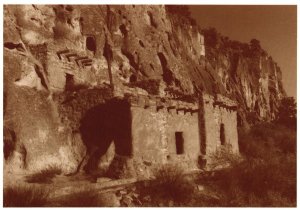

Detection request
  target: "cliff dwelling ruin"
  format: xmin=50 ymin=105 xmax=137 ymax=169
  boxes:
xmin=8 ymin=5 xmax=288 ymax=179
xmin=4 ymin=39 xmax=239 ymax=178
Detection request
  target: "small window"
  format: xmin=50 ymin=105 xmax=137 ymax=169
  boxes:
xmin=220 ymin=123 xmax=225 ymax=145
xmin=86 ymin=36 xmax=96 ymax=52
xmin=175 ymin=132 xmax=184 ymax=154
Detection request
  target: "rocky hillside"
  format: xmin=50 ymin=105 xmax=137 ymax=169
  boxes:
xmin=4 ymin=5 xmax=286 ymax=174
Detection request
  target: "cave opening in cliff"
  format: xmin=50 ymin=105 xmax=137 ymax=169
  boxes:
xmin=86 ymin=36 xmax=96 ymax=53
xmin=175 ymin=132 xmax=184 ymax=154
xmin=220 ymin=123 xmax=225 ymax=145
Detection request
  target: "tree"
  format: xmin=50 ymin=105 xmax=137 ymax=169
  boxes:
xmin=248 ymin=38 xmax=262 ymax=57
xmin=165 ymin=5 xmax=197 ymax=26
xmin=276 ymin=97 xmax=296 ymax=128
xmin=250 ymin=38 xmax=261 ymax=50
xmin=201 ymin=27 xmax=219 ymax=48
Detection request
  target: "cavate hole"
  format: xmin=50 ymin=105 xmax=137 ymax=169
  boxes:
xmin=67 ymin=18 xmax=72 ymax=25
xmin=119 ymin=24 xmax=128 ymax=37
xmin=65 ymin=5 xmax=73 ymax=12
xmin=65 ymin=73 xmax=74 ymax=91
xmin=4 ymin=42 xmax=25 ymax=52
xmin=139 ymin=40 xmax=145 ymax=48
xmin=4 ymin=42 xmax=17 ymax=49
xmin=147 ymin=12 xmax=157 ymax=28
xmin=86 ymin=36 xmax=96 ymax=53
xmin=150 ymin=63 xmax=154 ymax=70
xmin=130 ymin=74 xmax=137 ymax=83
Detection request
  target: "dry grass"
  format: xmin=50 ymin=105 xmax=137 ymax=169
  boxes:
xmin=4 ymin=185 xmax=49 ymax=207
xmin=147 ymin=165 xmax=195 ymax=204
xmin=26 ymin=164 xmax=62 ymax=184
xmin=208 ymin=144 xmax=241 ymax=170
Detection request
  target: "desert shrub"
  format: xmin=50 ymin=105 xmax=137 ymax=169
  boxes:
xmin=148 ymin=165 xmax=195 ymax=203
xmin=276 ymin=97 xmax=297 ymax=128
xmin=212 ymin=122 xmax=296 ymax=207
xmin=4 ymin=185 xmax=49 ymax=207
xmin=239 ymin=122 xmax=296 ymax=157
xmin=208 ymin=144 xmax=241 ymax=170
xmin=213 ymin=155 xmax=296 ymax=207
xmin=26 ymin=164 xmax=62 ymax=184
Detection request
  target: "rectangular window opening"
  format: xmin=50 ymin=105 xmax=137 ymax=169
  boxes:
xmin=175 ymin=132 xmax=184 ymax=154
xmin=220 ymin=123 xmax=226 ymax=145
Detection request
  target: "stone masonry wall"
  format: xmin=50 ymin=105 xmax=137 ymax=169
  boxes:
xmin=129 ymin=94 xmax=200 ymax=176
xmin=201 ymin=93 xmax=239 ymax=158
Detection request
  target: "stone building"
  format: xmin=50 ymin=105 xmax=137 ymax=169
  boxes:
xmin=20 ymin=35 xmax=239 ymax=177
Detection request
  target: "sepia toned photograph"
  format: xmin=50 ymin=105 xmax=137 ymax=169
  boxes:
xmin=3 ymin=4 xmax=297 ymax=207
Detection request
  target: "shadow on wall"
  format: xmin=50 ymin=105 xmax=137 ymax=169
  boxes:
xmin=79 ymin=98 xmax=132 ymax=173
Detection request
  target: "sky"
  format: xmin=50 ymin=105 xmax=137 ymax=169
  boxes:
xmin=189 ymin=5 xmax=297 ymax=98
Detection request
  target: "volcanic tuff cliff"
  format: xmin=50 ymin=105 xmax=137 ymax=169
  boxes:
xmin=4 ymin=5 xmax=285 ymax=174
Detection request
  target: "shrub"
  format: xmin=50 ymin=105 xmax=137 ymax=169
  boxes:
xmin=239 ymin=122 xmax=296 ymax=157
xmin=165 ymin=5 xmax=197 ymax=26
xmin=213 ymin=156 xmax=296 ymax=207
xmin=26 ymin=164 xmax=62 ymax=184
xmin=276 ymin=97 xmax=297 ymax=128
xmin=149 ymin=165 xmax=195 ymax=203
xmin=212 ymin=122 xmax=297 ymax=207
xmin=208 ymin=144 xmax=241 ymax=170
xmin=4 ymin=185 xmax=49 ymax=207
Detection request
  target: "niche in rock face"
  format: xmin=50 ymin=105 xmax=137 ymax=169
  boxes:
xmin=86 ymin=36 xmax=96 ymax=53
xmin=79 ymin=98 xmax=133 ymax=172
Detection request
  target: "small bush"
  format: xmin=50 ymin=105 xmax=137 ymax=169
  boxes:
xmin=149 ymin=165 xmax=195 ymax=203
xmin=208 ymin=145 xmax=241 ymax=170
xmin=211 ymin=122 xmax=297 ymax=207
xmin=4 ymin=185 xmax=49 ymax=207
xmin=26 ymin=164 xmax=62 ymax=184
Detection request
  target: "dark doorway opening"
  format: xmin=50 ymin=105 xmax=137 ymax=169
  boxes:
xmin=79 ymin=99 xmax=132 ymax=173
xmin=175 ymin=132 xmax=184 ymax=154
xmin=220 ymin=123 xmax=225 ymax=145
xmin=65 ymin=73 xmax=74 ymax=90
xmin=86 ymin=36 xmax=96 ymax=53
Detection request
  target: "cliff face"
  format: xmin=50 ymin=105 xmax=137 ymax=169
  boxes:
xmin=201 ymin=28 xmax=286 ymax=125
xmin=4 ymin=5 xmax=285 ymax=174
